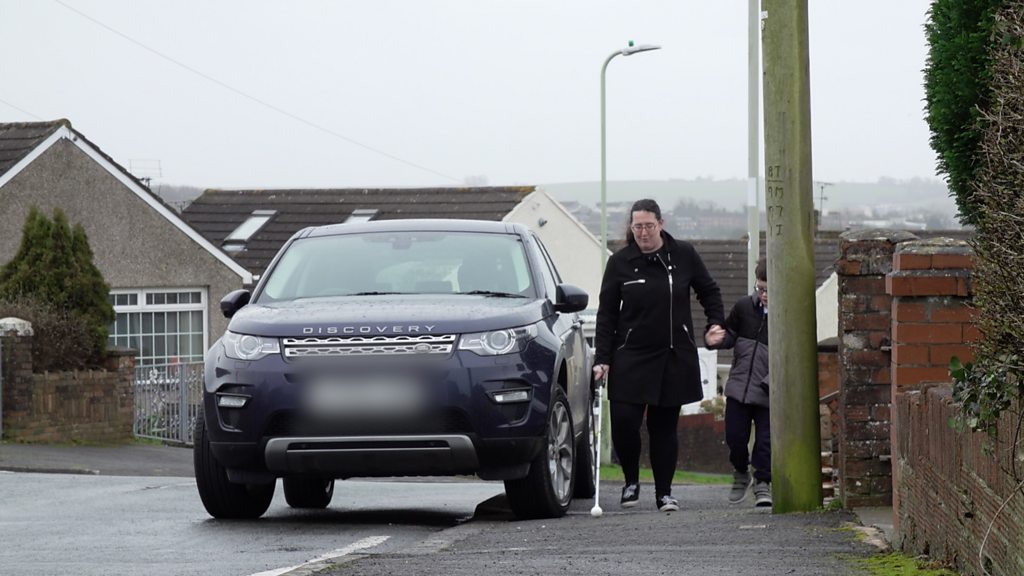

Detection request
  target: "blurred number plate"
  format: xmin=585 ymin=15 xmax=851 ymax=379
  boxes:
xmin=304 ymin=375 xmax=425 ymax=417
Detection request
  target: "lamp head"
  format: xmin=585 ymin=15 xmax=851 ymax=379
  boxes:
xmin=621 ymin=42 xmax=661 ymax=56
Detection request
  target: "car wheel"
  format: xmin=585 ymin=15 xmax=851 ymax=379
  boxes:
xmin=283 ymin=477 xmax=335 ymax=509
xmin=193 ymin=408 xmax=275 ymax=519
xmin=572 ymin=388 xmax=596 ymax=499
xmin=504 ymin=387 xmax=575 ymax=519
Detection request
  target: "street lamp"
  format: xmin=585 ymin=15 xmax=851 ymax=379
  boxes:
xmin=598 ymin=41 xmax=660 ymax=463
xmin=600 ymin=41 xmax=661 ymax=274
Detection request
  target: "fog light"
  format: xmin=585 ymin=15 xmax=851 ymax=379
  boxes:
xmin=217 ymin=394 xmax=249 ymax=408
xmin=492 ymin=390 xmax=529 ymax=404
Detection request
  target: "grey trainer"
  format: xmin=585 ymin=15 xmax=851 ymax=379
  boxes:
xmin=657 ymin=494 xmax=680 ymax=512
xmin=753 ymin=480 xmax=773 ymax=508
xmin=620 ymin=483 xmax=640 ymax=508
xmin=729 ymin=470 xmax=751 ymax=503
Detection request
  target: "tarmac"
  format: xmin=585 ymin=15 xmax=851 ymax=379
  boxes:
xmin=0 ymin=441 xmax=897 ymax=575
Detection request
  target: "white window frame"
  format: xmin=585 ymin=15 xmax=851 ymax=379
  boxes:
xmin=108 ymin=287 xmax=209 ymax=366
xmin=345 ymin=208 xmax=378 ymax=223
xmin=226 ymin=210 xmax=276 ymax=242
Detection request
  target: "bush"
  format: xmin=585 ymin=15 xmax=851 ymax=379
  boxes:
xmin=924 ymin=0 xmax=1003 ymax=225
xmin=0 ymin=294 xmax=98 ymax=371
xmin=949 ymin=5 xmax=1024 ymax=437
xmin=0 ymin=207 xmax=114 ymax=365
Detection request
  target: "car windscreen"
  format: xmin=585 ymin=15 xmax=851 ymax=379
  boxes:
xmin=256 ymin=230 xmax=535 ymax=302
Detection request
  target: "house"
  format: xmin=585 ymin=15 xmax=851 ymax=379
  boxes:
xmin=0 ymin=120 xmax=250 ymax=366
xmin=181 ymin=186 xmax=609 ymax=333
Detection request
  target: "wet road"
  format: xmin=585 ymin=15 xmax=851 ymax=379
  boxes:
xmin=0 ymin=472 xmax=503 ymax=576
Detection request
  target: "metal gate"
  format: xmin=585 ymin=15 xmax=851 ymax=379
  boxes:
xmin=134 ymin=362 xmax=204 ymax=445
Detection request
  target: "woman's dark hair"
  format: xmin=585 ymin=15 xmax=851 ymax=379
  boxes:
xmin=755 ymin=257 xmax=767 ymax=282
xmin=624 ymin=198 xmax=663 ymax=245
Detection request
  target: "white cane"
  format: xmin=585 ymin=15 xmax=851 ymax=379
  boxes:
xmin=590 ymin=379 xmax=605 ymax=518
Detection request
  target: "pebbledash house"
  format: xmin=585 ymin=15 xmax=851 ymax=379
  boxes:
xmin=0 ymin=120 xmax=607 ymax=369
xmin=0 ymin=120 xmax=250 ymax=367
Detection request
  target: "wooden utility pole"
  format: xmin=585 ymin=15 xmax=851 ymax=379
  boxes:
xmin=761 ymin=0 xmax=822 ymax=512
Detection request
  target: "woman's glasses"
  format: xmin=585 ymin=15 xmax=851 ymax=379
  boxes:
xmin=630 ymin=222 xmax=658 ymax=232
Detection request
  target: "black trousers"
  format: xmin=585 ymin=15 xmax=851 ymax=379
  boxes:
xmin=725 ymin=397 xmax=772 ymax=483
xmin=610 ymin=401 xmax=680 ymax=498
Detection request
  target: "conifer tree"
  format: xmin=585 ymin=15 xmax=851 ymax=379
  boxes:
xmin=0 ymin=207 xmax=114 ymax=361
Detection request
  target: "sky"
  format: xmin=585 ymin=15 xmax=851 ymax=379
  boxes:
xmin=0 ymin=1 xmax=939 ymax=190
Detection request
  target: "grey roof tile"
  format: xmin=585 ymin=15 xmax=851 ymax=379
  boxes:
xmin=0 ymin=120 xmax=68 ymax=178
xmin=181 ymin=187 xmax=535 ymax=275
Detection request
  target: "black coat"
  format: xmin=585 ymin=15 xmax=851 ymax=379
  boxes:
xmin=594 ymin=232 xmax=725 ymax=406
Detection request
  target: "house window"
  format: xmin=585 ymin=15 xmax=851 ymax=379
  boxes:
xmin=108 ymin=288 xmax=208 ymax=366
xmin=345 ymin=208 xmax=378 ymax=223
xmin=223 ymin=210 xmax=275 ymax=252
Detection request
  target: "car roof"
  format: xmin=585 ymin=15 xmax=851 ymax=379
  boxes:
xmin=301 ymin=218 xmax=528 ymax=238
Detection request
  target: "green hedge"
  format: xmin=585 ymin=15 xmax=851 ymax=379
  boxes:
xmin=924 ymin=0 xmax=1003 ymax=225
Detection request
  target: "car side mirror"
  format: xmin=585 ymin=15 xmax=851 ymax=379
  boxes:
xmin=220 ymin=289 xmax=251 ymax=318
xmin=554 ymin=283 xmax=588 ymax=313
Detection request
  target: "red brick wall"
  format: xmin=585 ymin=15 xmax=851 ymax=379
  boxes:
xmin=884 ymin=239 xmax=1024 ymax=575
xmin=836 ymin=230 xmax=917 ymax=506
xmin=818 ymin=347 xmax=840 ymax=399
xmin=894 ymin=387 xmax=1024 ymax=575
xmin=638 ymin=413 xmax=731 ymax=475
xmin=1 ymin=330 xmax=135 ymax=443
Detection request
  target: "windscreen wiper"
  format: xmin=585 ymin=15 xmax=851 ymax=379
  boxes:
xmin=458 ymin=290 xmax=527 ymax=298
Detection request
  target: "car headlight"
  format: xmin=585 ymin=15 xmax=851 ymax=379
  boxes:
xmin=459 ymin=323 xmax=539 ymax=356
xmin=222 ymin=331 xmax=280 ymax=361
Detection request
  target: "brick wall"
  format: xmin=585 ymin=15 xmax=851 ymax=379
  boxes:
xmin=836 ymin=229 xmax=917 ymax=506
xmin=638 ymin=413 xmax=731 ymax=475
xmin=894 ymin=387 xmax=1024 ymax=575
xmin=885 ymin=239 xmax=1024 ymax=575
xmin=1 ymin=323 xmax=135 ymax=443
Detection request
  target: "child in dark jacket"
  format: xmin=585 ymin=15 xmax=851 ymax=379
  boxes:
xmin=706 ymin=258 xmax=771 ymax=507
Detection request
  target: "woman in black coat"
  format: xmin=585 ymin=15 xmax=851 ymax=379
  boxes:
xmin=592 ymin=198 xmax=725 ymax=512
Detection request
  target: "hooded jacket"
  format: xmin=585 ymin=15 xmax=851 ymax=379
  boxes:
xmin=594 ymin=231 xmax=724 ymax=406
xmin=712 ymin=292 xmax=769 ymax=408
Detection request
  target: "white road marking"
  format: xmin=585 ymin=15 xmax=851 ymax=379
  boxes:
xmin=247 ymin=535 xmax=391 ymax=576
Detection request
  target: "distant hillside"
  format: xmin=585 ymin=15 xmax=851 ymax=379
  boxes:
xmin=540 ymin=177 xmax=959 ymax=216
xmin=151 ymin=184 xmax=204 ymax=213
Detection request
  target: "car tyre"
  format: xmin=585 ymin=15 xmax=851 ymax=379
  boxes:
xmin=283 ymin=477 xmax=335 ymax=509
xmin=193 ymin=408 xmax=275 ymax=519
xmin=505 ymin=387 xmax=575 ymax=519
xmin=572 ymin=388 xmax=596 ymax=499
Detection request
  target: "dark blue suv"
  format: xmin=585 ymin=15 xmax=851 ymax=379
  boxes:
xmin=194 ymin=219 xmax=594 ymax=519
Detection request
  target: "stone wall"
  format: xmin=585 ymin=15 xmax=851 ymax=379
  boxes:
xmin=1 ymin=320 xmax=135 ymax=443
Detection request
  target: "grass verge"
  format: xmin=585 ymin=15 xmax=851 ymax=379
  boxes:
xmin=599 ymin=465 xmax=731 ymax=485
xmin=846 ymin=553 xmax=958 ymax=575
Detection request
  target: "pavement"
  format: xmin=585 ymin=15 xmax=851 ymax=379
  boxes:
xmin=0 ymin=441 xmax=195 ymax=477
xmin=0 ymin=441 xmax=896 ymax=575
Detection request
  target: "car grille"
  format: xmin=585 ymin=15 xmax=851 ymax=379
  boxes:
xmin=264 ymin=408 xmax=473 ymax=437
xmin=282 ymin=334 xmax=457 ymax=358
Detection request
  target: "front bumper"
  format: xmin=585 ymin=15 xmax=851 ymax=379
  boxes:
xmin=203 ymin=340 xmax=555 ymax=480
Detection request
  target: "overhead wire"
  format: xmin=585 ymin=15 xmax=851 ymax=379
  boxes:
xmin=0 ymin=97 xmax=45 ymax=120
xmin=52 ymin=0 xmax=462 ymax=183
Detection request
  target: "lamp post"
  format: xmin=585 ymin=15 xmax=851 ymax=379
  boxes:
xmin=598 ymin=41 xmax=660 ymax=462
xmin=600 ymin=41 xmax=661 ymax=275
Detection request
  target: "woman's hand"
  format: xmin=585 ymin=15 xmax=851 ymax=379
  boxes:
xmin=704 ymin=324 xmax=726 ymax=347
xmin=592 ymin=363 xmax=609 ymax=382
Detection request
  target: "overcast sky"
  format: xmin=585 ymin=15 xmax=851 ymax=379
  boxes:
xmin=1 ymin=1 xmax=937 ymax=190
